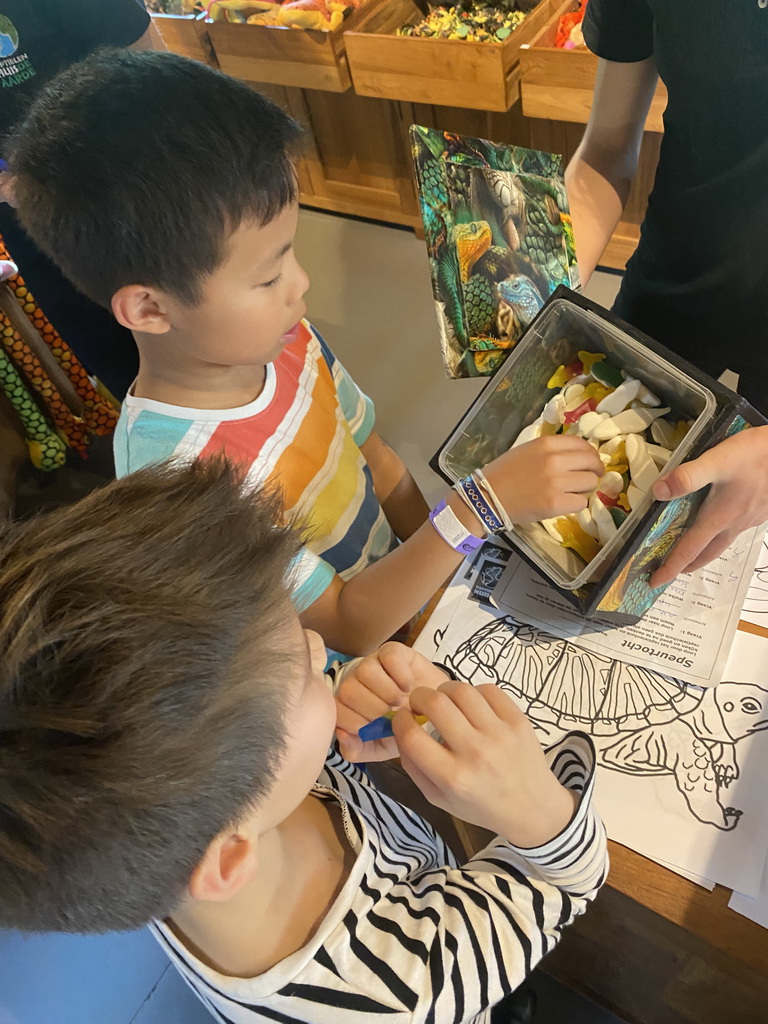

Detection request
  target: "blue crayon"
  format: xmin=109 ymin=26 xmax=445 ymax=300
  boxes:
xmin=358 ymin=711 xmax=428 ymax=742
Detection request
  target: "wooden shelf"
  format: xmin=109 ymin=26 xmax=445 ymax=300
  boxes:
xmin=206 ymin=2 xmax=382 ymax=93
xmin=150 ymin=12 xmax=217 ymax=65
xmin=519 ymin=0 xmax=667 ymax=129
xmin=346 ymin=0 xmax=556 ymax=112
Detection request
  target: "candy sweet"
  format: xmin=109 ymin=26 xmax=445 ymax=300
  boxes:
xmin=528 ymin=351 xmax=690 ymax=566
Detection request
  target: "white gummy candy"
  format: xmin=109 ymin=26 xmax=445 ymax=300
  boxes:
xmin=589 ymin=492 xmax=618 ymax=546
xmin=596 ymin=378 xmax=641 ymax=416
xmin=611 ymin=406 xmax=671 ymax=434
xmin=650 ymin=418 xmax=675 ymax=447
xmin=626 ymin=433 xmax=660 ymax=491
xmin=626 ymin=482 xmax=644 ymax=510
xmin=577 ymin=506 xmax=600 ymax=539
xmin=646 ymin=443 xmax=672 ymax=466
xmin=577 ymin=411 xmax=604 ymax=437
xmin=596 ymin=470 xmax=624 ymax=498
xmin=590 ymin=417 xmax=623 ymax=440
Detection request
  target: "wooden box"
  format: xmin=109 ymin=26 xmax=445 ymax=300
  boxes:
xmin=206 ymin=3 xmax=380 ymax=92
xmin=518 ymin=0 xmax=667 ymax=129
xmin=150 ymin=13 xmax=217 ymax=65
xmin=345 ymin=0 xmax=556 ymax=113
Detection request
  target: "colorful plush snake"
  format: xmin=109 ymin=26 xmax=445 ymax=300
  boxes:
xmin=0 ymin=242 xmax=120 ymax=470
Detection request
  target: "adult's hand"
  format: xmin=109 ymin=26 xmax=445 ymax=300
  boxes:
xmin=649 ymin=427 xmax=768 ymax=587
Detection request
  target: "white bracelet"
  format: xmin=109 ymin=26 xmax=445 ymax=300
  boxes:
xmin=474 ymin=468 xmax=515 ymax=533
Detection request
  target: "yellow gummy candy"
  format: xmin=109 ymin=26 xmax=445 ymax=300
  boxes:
xmin=670 ymin=420 xmax=692 ymax=448
xmin=578 ymin=350 xmax=606 ymax=373
xmin=610 ymin=463 xmax=628 ymax=475
xmin=554 ymin=516 xmax=600 ymax=563
xmin=547 ymin=365 xmax=572 ymax=389
xmin=618 ymin=492 xmax=631 ymax=512
xmin=583 ymin=382 xmax=612 ymax=403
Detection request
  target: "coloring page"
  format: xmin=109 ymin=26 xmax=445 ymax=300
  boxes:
xmin=416 ymin=570 xmax=768 ymax=896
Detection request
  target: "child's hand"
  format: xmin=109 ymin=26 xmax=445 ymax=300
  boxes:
xmin=335 ymin=643 xmax=448 ymax=763
xmin=394 ymin=681 xmax=578 ymax=847
xmin=483 ymin=435 xmax=604 ymax=523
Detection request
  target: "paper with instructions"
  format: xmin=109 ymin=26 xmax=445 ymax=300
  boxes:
xmin=491 ymin=527 xmax=766 ymax=688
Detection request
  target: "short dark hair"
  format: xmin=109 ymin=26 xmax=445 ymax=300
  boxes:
xmin=0 ymin=459 xmax=300 ymax=933
xmin=8 ymin=50 xmax=302 ymax=308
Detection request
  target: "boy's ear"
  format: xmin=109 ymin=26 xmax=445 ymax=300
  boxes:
xmin=188 ymin=830 xmax=259 ymax=904
xmin=112 ymin=285 xmax=172 ymax=335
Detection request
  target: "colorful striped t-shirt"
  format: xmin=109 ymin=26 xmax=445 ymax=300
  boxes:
xmin=114 ymin=321 xmax=397 ymax=612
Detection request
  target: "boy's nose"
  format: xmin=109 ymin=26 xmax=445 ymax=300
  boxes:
xmin=294 ymin=262 xmax=310 ymax=302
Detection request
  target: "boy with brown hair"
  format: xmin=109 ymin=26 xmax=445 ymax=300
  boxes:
xmin=7 ymin=49 xmax=604 ymax=657
xmin=0 ymin=459 xmax=607 ymax=1023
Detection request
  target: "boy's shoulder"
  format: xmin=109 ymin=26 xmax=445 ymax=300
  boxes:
xmin=114 ymin=320 xmax=344 ymax=478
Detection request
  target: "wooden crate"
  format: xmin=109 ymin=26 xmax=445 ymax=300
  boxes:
xmin=150 ymin=13 xmax=217 ymax=65
xmin=519 ymin=0 xmax=667 ymax=130
xmin=345 ymin=0 xmax=556 ymax=113
xmin=206 ymin=2 xmax=380 ymax=93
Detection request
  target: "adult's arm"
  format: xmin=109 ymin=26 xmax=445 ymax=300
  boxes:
xmin=564 ymin=57 xmax=659 ymax=285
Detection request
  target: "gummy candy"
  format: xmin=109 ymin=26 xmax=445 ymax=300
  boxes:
xmin=597 ymin=491 xmax=619 ymax=508
xmin=553 ymin=516 xmax=600 ymax=562
xmin=583 ymin=382 xmax=612 ymax=404
xmin=563 ymin=398 xmax=597 ymax=425
xmin=578 ymin=350 xmax=605 ymax=373
xmin=591 ymin=359 xmax=624 ymax=388
xmin=547 ymin=365 xmax=572 ymax=389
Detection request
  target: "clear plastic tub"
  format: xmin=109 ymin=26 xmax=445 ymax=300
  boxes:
xmin=437 ymin=298 xmax=716 ymax=589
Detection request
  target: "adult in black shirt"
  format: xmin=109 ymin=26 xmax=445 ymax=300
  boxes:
xmin=566 ymin=0 xmax=768 ymax=587
xmin=0 ymin=0 xmax=157 ymax=398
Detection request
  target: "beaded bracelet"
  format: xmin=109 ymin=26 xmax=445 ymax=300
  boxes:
xmin=452 ymin=474 xmax=490 ymax=531
xmin=456 ymin=475 xmax=504 ymax=534
xmin=473 ymin=467 xmax=515 ymax=533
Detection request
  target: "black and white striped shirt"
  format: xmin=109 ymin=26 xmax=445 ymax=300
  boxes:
xmin=152 ymin=734 xmax=606 ymax=1024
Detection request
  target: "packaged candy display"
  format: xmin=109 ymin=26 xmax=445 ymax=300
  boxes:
xmin=206 ymin=0 xmax=363 ymax=30
xmin=555 ymin=0 xmax=587 ymax=50
xmin=410 ymin=126 xmax=579 ymax=379
xmin=428 ymin=288 xmax=767 ymax=624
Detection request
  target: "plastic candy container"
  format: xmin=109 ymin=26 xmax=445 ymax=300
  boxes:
xmin=521 ymin=350 xmax=693 ymax=564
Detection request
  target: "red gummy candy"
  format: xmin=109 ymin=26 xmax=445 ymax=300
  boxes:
xmin=563 ymin=397 xmax=597 ymax=425
xmin=597 ymin=491 xmax=619 ymax=508
xmin=564 ymin=360 xmax=584 ymax=378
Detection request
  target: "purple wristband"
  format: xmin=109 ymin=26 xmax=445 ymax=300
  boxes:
xmin=429 ymin=499 xmax=484 ymax=556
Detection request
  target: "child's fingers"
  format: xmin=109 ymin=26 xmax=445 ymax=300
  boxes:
xmin=561 ymin=470 xmax=603 ymax=493
xmin=336 ymin=665 xmax=405 ymax=727
xmin=377 ymin=643 xmax=447 ymax=693
xmin=392 ymin=704 xmax=453 ymax=781
xmin=335 ymin=727 xmax=399 ymax=763
xmin=472 ymin=683 xmax=528 ymax=728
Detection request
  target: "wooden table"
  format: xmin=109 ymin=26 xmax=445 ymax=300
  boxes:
xmin=408 ymin=593 xmax=768 ymax=1024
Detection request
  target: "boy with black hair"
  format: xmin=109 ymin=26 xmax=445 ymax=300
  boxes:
xmin=7 ymin=49 xmax=605 ymax=657
xmin=0 ymin=459 xmax=607 ymax=1023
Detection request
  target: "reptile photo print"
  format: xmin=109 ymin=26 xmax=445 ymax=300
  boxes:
xmin=410 ymin=125 xmax=579 ymax=379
